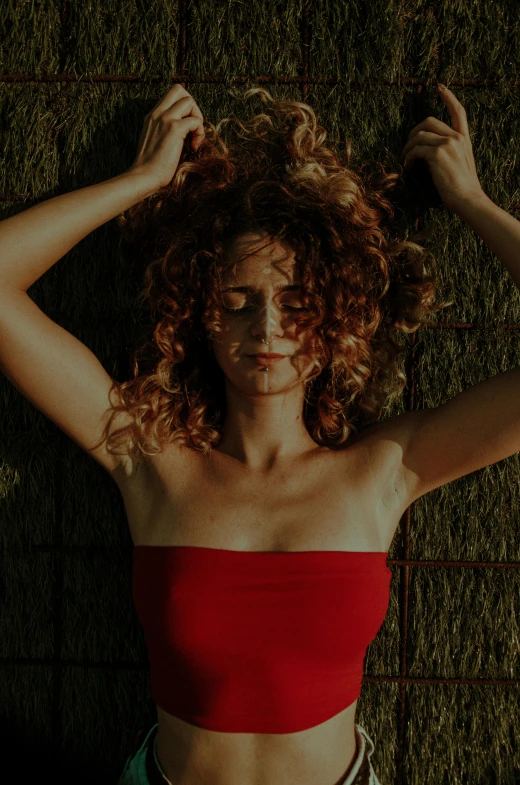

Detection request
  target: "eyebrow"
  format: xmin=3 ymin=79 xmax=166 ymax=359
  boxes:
xmin=221 ymin=284 xmax=303 ymax=293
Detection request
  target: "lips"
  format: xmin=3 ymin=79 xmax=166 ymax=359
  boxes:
xmin=248 ymin=353 xmax=286 ymax=366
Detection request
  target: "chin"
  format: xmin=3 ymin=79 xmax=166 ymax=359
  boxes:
xmin=215 ymin=351 xmax=317 ymax=391
xmin=224 ymin=368 xmax=308 ymax=395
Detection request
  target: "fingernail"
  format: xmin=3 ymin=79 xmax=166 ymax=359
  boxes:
xmin=438 ymin=83 xmax=447 ymax=90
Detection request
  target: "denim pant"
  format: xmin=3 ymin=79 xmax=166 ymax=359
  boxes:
xmin=116 ymin=722 xmax=382 ymax=785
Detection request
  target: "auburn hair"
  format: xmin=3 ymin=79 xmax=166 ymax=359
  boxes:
xmin=97 ymin=87 xmax=452 ymax=459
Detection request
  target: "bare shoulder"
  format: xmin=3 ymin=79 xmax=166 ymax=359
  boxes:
xmin=111 ymin=430 xmax=187 ymax=493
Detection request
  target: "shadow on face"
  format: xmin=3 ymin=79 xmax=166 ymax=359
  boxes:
xmin=209 ymin=232 xmax=321 ymax=395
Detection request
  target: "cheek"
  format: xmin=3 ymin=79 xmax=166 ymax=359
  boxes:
xmin=297 ymin=328 xmax=319 ymax=352
xmin=217 ymin=320 xmax=245 ymax=346
xmin=210 ymin=324 xmax=244 ymax=364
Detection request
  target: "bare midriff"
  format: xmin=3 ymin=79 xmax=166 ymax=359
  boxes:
xmin=155 ymin=698 xmax=359 ymax=785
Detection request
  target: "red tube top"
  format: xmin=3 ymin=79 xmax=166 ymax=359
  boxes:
xmin=132 ymin=545 xmax=392 ymax=734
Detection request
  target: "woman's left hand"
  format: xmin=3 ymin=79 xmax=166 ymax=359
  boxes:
xmin=401 ymin=85 xmax=486 ymax=213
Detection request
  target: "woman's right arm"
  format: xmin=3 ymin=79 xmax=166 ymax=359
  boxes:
xmin=0 ymin=169 xmax=160 ymax=477
xmin=0 ymin=85 xmax=205 ymax=477
xmin=0 ymin=169 xmax=158 ymax=291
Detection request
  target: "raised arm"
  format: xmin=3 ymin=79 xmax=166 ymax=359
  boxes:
xmin=0 ymin=84 xmax=205 ymax=476
xmin=0 ymin=170 xmax=159 ymax=476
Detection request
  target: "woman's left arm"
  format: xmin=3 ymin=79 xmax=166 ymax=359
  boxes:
xmin=451 ymin=193 xmax=520 ymax=292
xmin=395 ymin=86 xmax=520 ymax=505
xmin=402 ymin=84 xmax=520 ymax=289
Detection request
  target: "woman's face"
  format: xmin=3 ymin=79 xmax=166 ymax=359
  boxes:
xmin=210 ymin=233 xmax=320 ymax=395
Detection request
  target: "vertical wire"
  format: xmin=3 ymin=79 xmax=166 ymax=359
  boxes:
xmin=49 ymin=0 xmax=70 ymax=763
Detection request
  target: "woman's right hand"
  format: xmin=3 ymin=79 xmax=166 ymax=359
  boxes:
xmin=127 ymin=84 xmax=205 ymax=189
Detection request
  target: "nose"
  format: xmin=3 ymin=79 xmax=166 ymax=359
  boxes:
xmin=251 ymin=291 xmax=284 ymax=344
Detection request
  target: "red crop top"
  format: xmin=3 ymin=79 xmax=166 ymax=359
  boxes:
xmin=132 ymin=546 xmax=392 ymax=734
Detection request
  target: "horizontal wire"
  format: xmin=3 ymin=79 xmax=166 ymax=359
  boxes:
xmin=0 ymin=658 xmax=515 ymax=685
xmin=2 ymin=544 xmax=518 ymax=568
xmin=0 ymin=74 xmax=516 ymax=87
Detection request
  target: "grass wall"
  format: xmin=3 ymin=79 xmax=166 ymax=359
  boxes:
xmin=0 ymin=1 xmax=519 ymax=782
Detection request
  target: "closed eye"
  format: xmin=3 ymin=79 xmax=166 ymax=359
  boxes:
xmin=223 ymin=305 xmax=306 ymax=313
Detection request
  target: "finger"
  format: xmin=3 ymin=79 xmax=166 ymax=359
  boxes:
xmin=408 ymin=115 xmax=458 ymax=143
xmin=401 ymin=130 xmax=446 ymax=162
xmin=437 ymin=85 xmax=470 ymax=138
xmin=187 ymin=100 xmax=205 ymax=132
xmin=186 ymin=102 xmax=205 ymax=148
xmin=191 ymin=124 xmax=206 ymax=150
xmin=403 ymin=143 xmax=436 ymax=168
xmin=162 ymin=94 xmax=206 ymax=148
xmin=149 ymin=83 xmax=189 ymax=116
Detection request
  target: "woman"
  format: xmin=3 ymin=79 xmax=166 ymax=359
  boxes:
xmin=1 ymin=82 xmax=517 ymax=785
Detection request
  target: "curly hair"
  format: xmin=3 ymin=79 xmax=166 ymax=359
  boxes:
xmin=98 ymin=86 xmax=453 ymax=460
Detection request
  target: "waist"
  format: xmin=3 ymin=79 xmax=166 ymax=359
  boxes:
xmin=155 ymin=700 xmax=359 ymax=785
